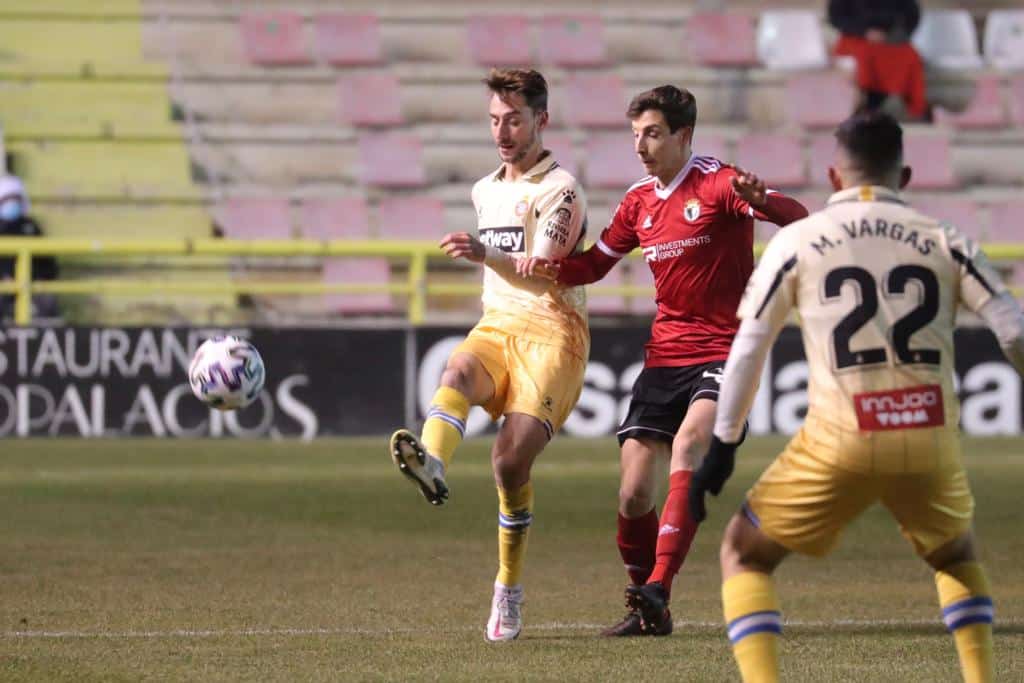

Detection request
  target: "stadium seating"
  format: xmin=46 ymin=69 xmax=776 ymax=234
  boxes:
xmin=912 ymin=10 xmax=983 ymax=69
xmin=688 ymin=13 xmax=758 ymax=68
xmin=322 ymin=257 xmax=395 ymax=314
xmin=694 ymin=132 xmax=731 ymax=164
xmin=984 ymin=10 xmax=1024 ymax=70
xmin=1010 ymin=75 xmax=1024 ymax=126
xmin=922 ymin=197 xmax=984 ymax=240
xmin=538 ymin=14 xmax=607 ymax=66
xmin=545 ymin=133 xmax=578 ymax=179
xmin=756 ymin=10 xmax=828 ymax=70
xmin=934 ymin=76 xmax=1007 ymax=129
xmin=585 ymin=133 xmax=642 ymax=189
xmin=785 ymin=73 xmax=857 ymax=128
xmin=314 ymin=13 xmax=383 ymax=66
xmin=563 ymin=73 xmax=627 ymax=128
xmin=734 ymin=133 xmax=806 ymax=188
xmin=337 ymin=72 xmax=404 ymax=126
xmin=0 ymin=17 xmax=147 ymax=67
xmin=902 ymin=134 xmax=957 ymax=189
xmin=216 ymin=198 xmax=293 ymax=239
xmin=466 ymin=15 xmax=532 ymax=66
xmin=32 ymin=204 xmax=212 ymax=240
xmin=376 ymin=196 xmax=446 ymax=240
xmin=239 ymin=11 xmax=313 ymax=66
xmin=300 ymin=198 xmax=372 ymax=240
xmin=988 ymin=199 xmax=1024 ymax=243
xmin=357 ymin=132 xmax=426 ymax=188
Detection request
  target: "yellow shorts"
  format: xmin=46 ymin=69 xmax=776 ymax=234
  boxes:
xmin=453 ymin=322 xmax=586 ymax=437
xmin=746 ymin=419 xmax=974 ymax=558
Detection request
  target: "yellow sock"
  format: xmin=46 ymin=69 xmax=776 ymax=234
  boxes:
xmin=723 ymin=572 xmax=781 ymax=683
xmin=420 ymin=386 xmax=470 ymax=469
xmin=936 ymin=562 xmax=994 ymax=683
xmin=496 ymin=482 xmax=534 ymax=587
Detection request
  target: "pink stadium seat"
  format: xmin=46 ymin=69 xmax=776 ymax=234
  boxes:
xmin=694 ymin=132 xmax=731 ymax=164
xmin=934 ymin=76 xmax=1007 ymax=129
xmin=688 ymin=13 xmax=758 ymax=67
xmin=734 ymin=133 xmax=806 ymax=188
xmin=786 ymin=73 xmax=857 ymax=129
xmin=323 ymin=257 xmax=395 ymax=314
xmin=808 ymin=134 xmax=837 ymax=186
xmin=467 ymin=15 xmax=532 ymax=66
xmin=987 ymin=200 xmax=1024 ymax=243
xmin=314 ymin=13 xmax=383 ymax=65
xmin=903 ymin=135 xmax=956 ymax=189
xmin=585 ymin=133 xmax=642 ymax=189
xmin=629 ymin=263 xmax=657 ymax=315
xmin=300 ymin=198 xmax=371 ymax=240
xmin=1007 ymin=75 xmax=1024 ymax=126
xmin=587 ymin=264 xmax=629 ymax=315
xmin=538 ymin=14 xmax=607 ymax=66
xmin=217 ymin=198 xmax=292 ymax=239
xmin=545 ymin=132 xmax=577 ymax=178
xmin=337 ymin=73 xmax=403 ymax=126
xmin=358 ymin=132 xmax=426 ymax=188
xmin=921 ymin=197 xmax=982 ymax=240
xmin=240 ymin=12 xmax=312 ymax=66
xmin=564 ymin=72 xmax=626 ymax=128
xmin=376 ymin=197 xmax=446 ymax=240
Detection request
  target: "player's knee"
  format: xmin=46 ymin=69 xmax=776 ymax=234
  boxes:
xmin=719 ymin=519 xmax=746 ymax=573
xmin=440 ymin=359 xmax=476 ymax=394
xmin=924 ymin=531 xmax=977 ymax=572
xmin=492 ymin=452 xmax=529 ymax=489
xmin=672 ymin=428 xmax=712 ymax=470
xmin=619 ymin=484 xmax=656 ymax=517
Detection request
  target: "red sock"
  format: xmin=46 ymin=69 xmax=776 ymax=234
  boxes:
xmin=616 ymin=508 xmax=659 ymax=586
xmin=647 ymin=470 xmax=698 ymax=597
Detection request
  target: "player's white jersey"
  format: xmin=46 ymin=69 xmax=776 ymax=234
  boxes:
xmin=739 ymin=185 xmax=1007 ymax=438
xmin=472 ymin=151 xmax=588 ymax=353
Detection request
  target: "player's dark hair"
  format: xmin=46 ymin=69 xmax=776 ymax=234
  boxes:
xmin=626 ymin=85 xmax=697 ymax=133
xmin=484 ymin=68 xmax=548 ymax=113
xmin=834 ymin=111 xmax=904 ymax=180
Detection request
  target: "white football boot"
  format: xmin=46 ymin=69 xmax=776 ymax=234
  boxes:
xmin=389 ymin=429 xmax=449 ymax=506
xmin=485 ymin=582 xmax=524 ymax=642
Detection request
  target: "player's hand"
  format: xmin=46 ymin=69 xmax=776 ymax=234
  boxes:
xmin=515 ymin=256 xmax=561 ymax=280
xmin=689 ymin=436 xmax=738 ymax=523
xmin=731 ymin=169 xmax=768 ymax=208
xmin=440 ymin=232 xmax=486 ymax=263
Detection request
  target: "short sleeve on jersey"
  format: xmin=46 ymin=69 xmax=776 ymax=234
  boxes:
xmin=737 ymin=229 xmax=798 ymax=327
xmin=596 ymin=194 xmax=640 ymax=258
xmin=945 ymin=224 xmax=1008 ymax=313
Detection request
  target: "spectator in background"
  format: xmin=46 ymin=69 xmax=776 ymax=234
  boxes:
xmin=829 ymin=0 xmax=929 ymax=122
xmin=0 ymin=174 xmax=60 ymax=320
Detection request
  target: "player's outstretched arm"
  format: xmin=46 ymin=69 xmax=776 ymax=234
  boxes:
xmin=729 ymin=169 xmax=808 ymax=226
xmin=977 ymin=292 xmax=1024 ymax=375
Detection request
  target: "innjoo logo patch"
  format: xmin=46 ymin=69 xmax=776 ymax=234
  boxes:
xmin=853 ymin=384 xmax=945 ymax=431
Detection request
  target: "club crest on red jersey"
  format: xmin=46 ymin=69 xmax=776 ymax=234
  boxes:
xmin=684 ymin=199 xmax=701 ymax=223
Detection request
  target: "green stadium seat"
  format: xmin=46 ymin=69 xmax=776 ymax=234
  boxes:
xmin=32 ymin=204 xmax=212 ymax=240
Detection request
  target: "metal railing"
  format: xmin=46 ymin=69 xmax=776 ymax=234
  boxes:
xmin=1 ymin=237 xmax=1022 ymax=325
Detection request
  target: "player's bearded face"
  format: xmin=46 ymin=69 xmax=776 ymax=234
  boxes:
xmin=490 ymin=93 xmax=544 ymax=165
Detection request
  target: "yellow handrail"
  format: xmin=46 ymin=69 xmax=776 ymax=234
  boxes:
xmin=1 ymin=238 xmax=1022 ymax=326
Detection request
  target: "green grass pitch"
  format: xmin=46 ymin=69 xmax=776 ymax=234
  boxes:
xmin=0 ymin=436 xmax=1021 ymax=681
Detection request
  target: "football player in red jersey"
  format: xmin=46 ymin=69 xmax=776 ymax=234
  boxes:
xmin=518 ymin=85 xmax=808 ymax=636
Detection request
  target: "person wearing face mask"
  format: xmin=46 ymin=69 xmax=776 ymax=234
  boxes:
xmin=0 ymin=174 xmax=60 ymax=320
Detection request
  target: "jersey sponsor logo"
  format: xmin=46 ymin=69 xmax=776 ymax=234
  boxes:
xmin=543 ymin=207 xmax=572 ymax=247
xmin=684 ymin=198 xmax=701 ymax=222
xmin=641 ymin=234 xmax=713 ymax=262
xmin=853 ymin=384 xmax=945 ymax=431
xmin=479 ymin=226 xmax=525 ymax=253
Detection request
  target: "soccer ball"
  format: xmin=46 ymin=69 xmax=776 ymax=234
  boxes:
xmin=188 ymin=336 xmax=266 ymax=410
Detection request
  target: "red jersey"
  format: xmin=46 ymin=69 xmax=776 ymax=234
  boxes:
xmin=559 ymin=154 xmax=807 ymax=367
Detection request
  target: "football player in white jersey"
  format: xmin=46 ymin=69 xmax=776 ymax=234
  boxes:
xmin=691 ymin=112 xmax=1024 ymax=682
xmin=387 ymin=69 xmax=589 ymax=642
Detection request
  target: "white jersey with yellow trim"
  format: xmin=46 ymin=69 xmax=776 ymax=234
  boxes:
xmin=471 ymin=151 xmax=589 ymax=355
xmin=736 ymin=185 xmax=1007 ymax=437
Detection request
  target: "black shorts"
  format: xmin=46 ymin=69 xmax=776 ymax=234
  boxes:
xmin=616 ymin=361 xmax=727 ymax=446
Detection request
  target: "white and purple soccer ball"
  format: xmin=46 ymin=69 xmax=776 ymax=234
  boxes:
xmin=188 ymin=336 xmax=266 ymax=410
